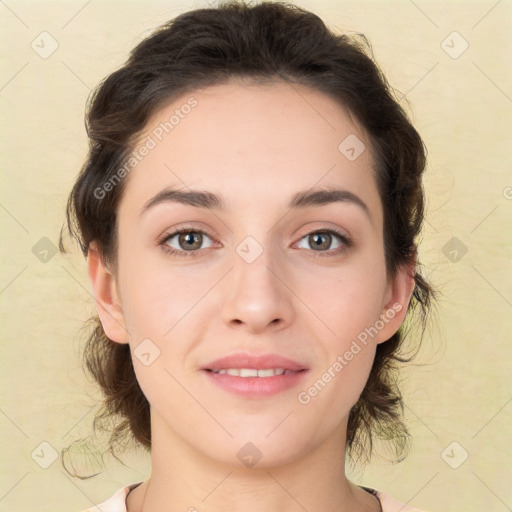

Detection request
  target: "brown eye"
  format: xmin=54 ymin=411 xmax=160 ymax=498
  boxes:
xmin=178 ymin=231 xmax=203 ymax=250
xmin=299 ymin=231 xmax=341 ymax=252
xmin=308 ymin=232 xmax=332 ymax=251
xmin=295 ymin=229 xmax=352 ymax=258
xmin=162 ymin=229 xmax=214 ymax=255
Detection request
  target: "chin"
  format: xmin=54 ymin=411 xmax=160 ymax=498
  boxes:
xmin=210 ymin=427 xmax=317 ymax=470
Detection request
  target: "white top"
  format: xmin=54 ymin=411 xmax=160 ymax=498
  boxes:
xmin=80 ymin=482 xmax=429 ymax=512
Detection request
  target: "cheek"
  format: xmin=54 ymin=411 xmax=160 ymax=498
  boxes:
xmin=118 ymin=236 xmax=389 ymax=362
xmin=296 ymin=329 xmax=376 ymax=431
xmin=118 ymin=248 xmax=217 ymax=339
xmin=308 ymin=263 xmax=388 ymax=340
xmin=296 ymin=260 xmax=387 ymax=405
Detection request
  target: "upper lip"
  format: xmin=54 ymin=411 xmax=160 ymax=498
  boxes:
xmin=203 ymin=352 xmax=307 ymax=371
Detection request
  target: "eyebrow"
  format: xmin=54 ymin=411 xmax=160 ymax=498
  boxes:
xmin=139 ymin=186 xmax=372 ymax=220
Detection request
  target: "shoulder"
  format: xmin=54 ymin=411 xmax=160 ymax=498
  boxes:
xmin=374 ymin=489 xmax=430 ymax=512
xmin=77 ymin=482 xmax=143 ymax=512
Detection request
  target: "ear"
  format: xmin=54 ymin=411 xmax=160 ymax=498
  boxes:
xmin=87 ymin=242 xmax=129 ymax=344
xmin=374 ymin=258 xmax=416 ymax=344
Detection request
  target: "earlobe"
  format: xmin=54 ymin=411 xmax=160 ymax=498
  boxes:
xmin=87 ymin=242 xmax=129 ymax=344
xmin=375 ymin=261 xmax=416 ymax=344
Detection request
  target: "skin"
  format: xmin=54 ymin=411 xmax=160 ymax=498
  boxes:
xmin=88 ymin=79 xmax=415 ymax=512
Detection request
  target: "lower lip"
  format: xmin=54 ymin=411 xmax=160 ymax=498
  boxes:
xmin=203 ymin=370 xmax=309 ymax=399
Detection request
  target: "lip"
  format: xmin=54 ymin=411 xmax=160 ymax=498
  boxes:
xmin=202 ymin=352 xmax=309 ymax=399
xmin=203 ymin=353 xmax=306 ymax=372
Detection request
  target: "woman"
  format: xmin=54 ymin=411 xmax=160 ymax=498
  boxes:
xmin=61 ymin=1 xmax=433 ymax=510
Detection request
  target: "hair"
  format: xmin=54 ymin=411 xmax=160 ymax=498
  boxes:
xmin=60 ymin=0 xmax=433 ymax=470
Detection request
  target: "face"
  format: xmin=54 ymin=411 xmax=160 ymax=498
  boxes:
xmin=89 ymin=79 xmax=412 ymax=468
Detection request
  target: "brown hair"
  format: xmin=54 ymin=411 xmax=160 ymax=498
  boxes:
xmin=60 ymin=0 xmax=433 ymax=470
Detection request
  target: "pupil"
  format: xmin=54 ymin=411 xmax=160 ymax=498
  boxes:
xmin=311 ymin=233 xmax=330 ymax=250
xmin=182 ymin=232 xmax=200 ymax=249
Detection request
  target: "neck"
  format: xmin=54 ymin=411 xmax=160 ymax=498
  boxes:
xmin=127 ymin=412 xmax=380 ymax=512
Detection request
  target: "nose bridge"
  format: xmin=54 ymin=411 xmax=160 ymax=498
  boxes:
xmin=220 ymin=232 xmax=294 ymax=332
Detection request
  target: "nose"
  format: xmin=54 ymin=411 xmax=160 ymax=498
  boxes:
xmin=220 ymin=241 xmax=295 ymax=334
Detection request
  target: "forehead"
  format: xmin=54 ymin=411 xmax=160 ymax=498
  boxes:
xmin=119 ymin=80 xmax=380 ymax=219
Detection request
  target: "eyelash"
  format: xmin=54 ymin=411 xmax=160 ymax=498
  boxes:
xmin=158 ymin=226 xmax=353 ymax=259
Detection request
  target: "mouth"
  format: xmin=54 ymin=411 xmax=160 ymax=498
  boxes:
xmin=202 ymin=353 xmax=308 ymax=398
xmin=207 ymin=368 xmax=298 ymax=377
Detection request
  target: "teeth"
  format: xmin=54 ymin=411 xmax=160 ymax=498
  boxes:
xmin=211 ymin=368 xmax=288 ymax=377
xmin=240 ymin=368 xmax=258 ymax=377
xmin=256 ymin=369 xmax=275 ymax=377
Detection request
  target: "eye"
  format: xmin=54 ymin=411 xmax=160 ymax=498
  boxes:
xmin=295 ymin=229 xmax=352 ymax=257
xmin=159 ymin=227 xmax=352 ymax=259
xmin=159 ymin=228 xmax=215 ymax=257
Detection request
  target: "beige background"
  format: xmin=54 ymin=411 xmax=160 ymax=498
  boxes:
xmin=1 ymin=1 xmax=511 ymax=511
